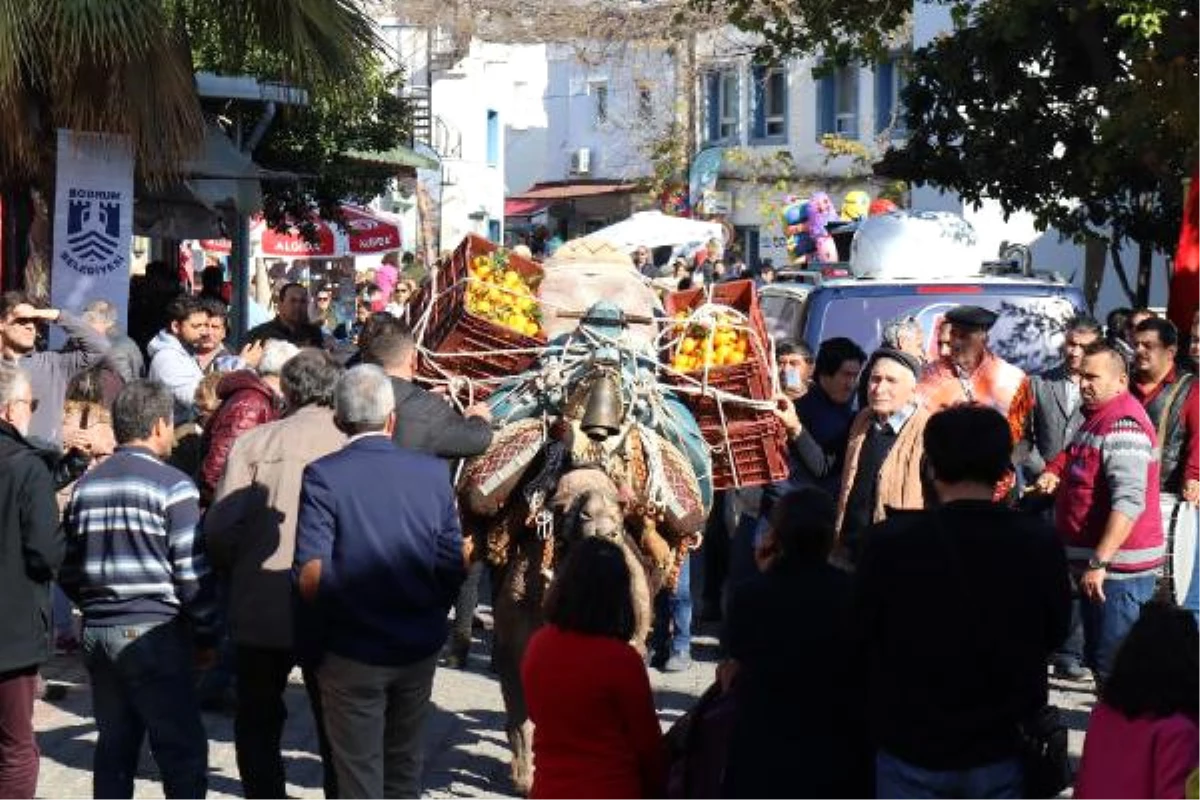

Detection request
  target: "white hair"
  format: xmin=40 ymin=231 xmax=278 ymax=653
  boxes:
xmin=0 ymin=362 xmax=30 ymax=406
xmin=82 ymin=299 xmax=118 ymax=329
xmin=335 ymin=364 xmax=395 ymax=429
xmin=881 ymin=316 xmax=923 ymax=350
xmin=257 ymin=339 xmax=300 ymax=377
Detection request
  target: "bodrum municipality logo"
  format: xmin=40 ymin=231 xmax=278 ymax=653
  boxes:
xmin=60 ymin=188 xmax=126 ymax=275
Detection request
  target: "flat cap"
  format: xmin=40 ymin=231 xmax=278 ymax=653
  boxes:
xmin=866 ymin=347 xmax=922 ymax=381
xmin=944 ymin=305 xmax=998 ymax=330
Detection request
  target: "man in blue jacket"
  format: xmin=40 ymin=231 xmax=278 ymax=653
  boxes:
xmin=295 ymin=364 xmax=466 ymax=798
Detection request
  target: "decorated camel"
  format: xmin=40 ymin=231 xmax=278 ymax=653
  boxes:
xmin=414 ymin=237 xmax=782 ymax=795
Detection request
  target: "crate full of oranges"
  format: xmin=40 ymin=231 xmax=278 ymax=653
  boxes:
xmin=466 ymin=251 xmax=542 ymax=338
xmin=668 ymin=311 xmax=751 ymax=374
xmin=416 ymin=234 xmax=546 ymax=398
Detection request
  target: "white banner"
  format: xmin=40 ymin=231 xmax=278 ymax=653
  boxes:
xmin=51 ymin=129 xmax=133 ymax=330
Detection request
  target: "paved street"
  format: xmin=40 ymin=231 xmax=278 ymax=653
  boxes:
xmin=33 ymin=616 xmax=718 ymax=799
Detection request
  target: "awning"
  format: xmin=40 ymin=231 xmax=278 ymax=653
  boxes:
xmin=199 ymin=204 xmax=402 ymax=259
xmin=504 ymin=197 xmax=551 ymax=217
xmin=343 ymin=145 xmax=440 ymax=172
xmin=510 ymin=181 xmax=638 ymax=201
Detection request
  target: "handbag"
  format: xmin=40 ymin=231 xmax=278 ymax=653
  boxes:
xmin=932 ymin=509 xmax=1072 ymax=797
xmin=1018 ymin=703 xmax=1071 ymax=798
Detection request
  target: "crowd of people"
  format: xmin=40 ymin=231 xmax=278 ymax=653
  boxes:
xmin=0 ymin=254 xmax=1197 ymax=800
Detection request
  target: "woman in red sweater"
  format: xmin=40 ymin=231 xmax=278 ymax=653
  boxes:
xmin=1075 ymin=603 xmax=1198 ymax=798
xmin=522 ymin=536 xmax=666 ymax=799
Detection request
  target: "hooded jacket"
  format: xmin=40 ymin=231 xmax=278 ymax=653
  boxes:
xmin=198 ymin=369 xmax=281 ymax=502
xmin=0 ymin=420 xmax=65 ymax=673
xmin=147 ymin=329 xmax=203 ymax=424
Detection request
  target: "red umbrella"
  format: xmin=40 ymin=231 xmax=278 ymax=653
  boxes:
xmin=340 ymin=204 xmax=402 ymax=254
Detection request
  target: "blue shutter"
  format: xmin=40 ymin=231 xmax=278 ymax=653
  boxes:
xmin=751 ymin=65 xmax=766 ymax=140
xmin=875 ymin=61 xmax=894 ymax=135
xmin=818 ymin=72 xmax=836 ymax=137
xmin=486 ymin=110 xmax=499 ymax=166
xmin=705 ymin=72 xmax=720 ymax=143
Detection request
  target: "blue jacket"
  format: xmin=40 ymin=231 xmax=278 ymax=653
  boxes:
xmin=294 ymin=435 xmax=466 ymax=667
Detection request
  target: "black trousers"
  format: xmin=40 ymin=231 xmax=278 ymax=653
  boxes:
xmin=234 ymin=644 xmax=338 ymax=798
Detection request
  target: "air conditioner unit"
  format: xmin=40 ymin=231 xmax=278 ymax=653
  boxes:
xmin=570 ymin=147 xmax=592 ymax=175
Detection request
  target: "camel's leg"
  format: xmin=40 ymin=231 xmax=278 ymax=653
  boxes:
xmin=493 ymin=557 xmax=542 ymax=796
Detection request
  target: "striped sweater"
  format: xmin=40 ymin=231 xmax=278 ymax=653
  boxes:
xmin=61 ymin=446 xmax=216 ymax=636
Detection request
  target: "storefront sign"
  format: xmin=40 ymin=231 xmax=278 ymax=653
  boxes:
xmin=51 ymin=129 xmax=133 ymax=327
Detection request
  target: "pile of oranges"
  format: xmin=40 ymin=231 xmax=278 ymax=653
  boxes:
xmin=668 ymin=310 xmax=751 ymax=373
xmin=465 ymin=252 xmax=542 ymax=338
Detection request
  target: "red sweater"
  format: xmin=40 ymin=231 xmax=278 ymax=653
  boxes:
xmin=522 ymin=625 xmax=666 ymax=799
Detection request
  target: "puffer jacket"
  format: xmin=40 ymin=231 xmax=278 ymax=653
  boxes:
xmin=198 ymin=370 xmax=281 ymax=503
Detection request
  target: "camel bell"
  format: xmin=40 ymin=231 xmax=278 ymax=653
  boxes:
xmin=581 ymin=374 xmax=622 ymax=441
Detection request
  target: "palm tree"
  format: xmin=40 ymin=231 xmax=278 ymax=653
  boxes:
xmin=0 ymin=0 xmax=384 ymax=187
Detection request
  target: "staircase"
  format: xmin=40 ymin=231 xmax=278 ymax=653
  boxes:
xmin=407 ymin=86 xmax=432 ymax=149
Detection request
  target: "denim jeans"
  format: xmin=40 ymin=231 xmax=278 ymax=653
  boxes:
xmin=1079 ymin=572 xmax=1156 ymax=683
xmin=81 ymin=619 xmax=208 ymax=799
xmin=875 ymin=750 xmax=1023 ymax=799
xmin=652 ymin=552 xmax=692 ymax=659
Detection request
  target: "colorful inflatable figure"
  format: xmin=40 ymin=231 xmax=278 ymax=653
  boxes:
xmin=841 ymin=190 xmax=871 ymax=221
xmin=807 ymin=192 xmax=840 ymax=264
xmin=782 ymin=198 xmax=815 ymax=263
xmin=868 ymin=197 xmax=899 ymax=216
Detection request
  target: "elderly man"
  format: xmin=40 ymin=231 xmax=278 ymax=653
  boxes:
xmin=919 ymin=305 xmax=1031 ymax=444
xmin=246 ymin=282 xmax=324 ymax=348
xmin=205 ymin=350 xmax=346 ymax=798
xmin=81 ymin=299 xmax=144 ymax=384
xmin=0 ymin=364 xmax=64 ymax=797
xmin=835 ymin=348 xmax=931 ymax=565
xmin=294 ymin=365 xmax=466 ymax=798
xmin=1035 ymin=344 xmax=1164 ymax=683
xmin=0 ymin=291 xmax=110 ymax=445
xmin=1131 ymin=318 xmax=1198 ymax=505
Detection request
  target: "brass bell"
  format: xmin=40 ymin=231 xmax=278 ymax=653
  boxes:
xmin=581 ymin=373 xmax=623 ymax=441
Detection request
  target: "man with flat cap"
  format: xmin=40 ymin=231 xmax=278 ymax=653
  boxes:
xmin=918 ymin=305 xmax=1032 ymax=445
xmin=834 ymin=348 xmax=932 ymax=566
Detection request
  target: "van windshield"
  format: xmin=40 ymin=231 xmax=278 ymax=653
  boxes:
xmin=806 ymin=291 xmax=1083 ymax=375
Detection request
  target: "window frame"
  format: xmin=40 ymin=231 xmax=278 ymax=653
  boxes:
xmin=751 ymin=64 xmax=788 ymax=143
xmin=591 ymin=80 xmax=609 ymax=127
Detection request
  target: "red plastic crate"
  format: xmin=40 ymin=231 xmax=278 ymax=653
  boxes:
xmin=661 ymin=279 xmax=776 ymax=426
xmin=414 ymin=234 xmax=545 ymax=394
xmin=701 ymin=413 xmax=790 ymax=490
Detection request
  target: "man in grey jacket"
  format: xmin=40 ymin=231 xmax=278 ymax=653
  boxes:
xmin=1020 ymin=315 xmax=1103 ymax=480
xmin=0 ymin=291 xmax=110 ymax=446
xmin=1019 ymin=314 xmax=1101 ymax=682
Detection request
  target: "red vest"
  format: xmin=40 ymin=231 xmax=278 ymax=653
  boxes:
xmin=1054 ymin=391 xmax=1164 ymax=573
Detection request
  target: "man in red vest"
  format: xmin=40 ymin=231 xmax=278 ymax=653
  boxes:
xmin=1033 ymin=343 xmax=1164 ymax=683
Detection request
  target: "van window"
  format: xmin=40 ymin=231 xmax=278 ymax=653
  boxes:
xmin=804 ymin=291 xmax=1082 ymax=375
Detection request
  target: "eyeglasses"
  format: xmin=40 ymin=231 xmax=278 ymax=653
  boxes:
xmin=316 ymin=295 xmax=331 ymax=302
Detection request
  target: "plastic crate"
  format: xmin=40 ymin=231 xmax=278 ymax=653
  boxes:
xmin=702 ymin=413 xmax=790 ymax=490
xmin=414 ymin=234 xmax=545 ymax=393
xmin=661 ymin=279 xmax=775 ymax=425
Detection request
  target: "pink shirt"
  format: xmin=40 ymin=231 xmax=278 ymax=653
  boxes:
xmin=1074 ymin=703 xmax=1198 ymax=799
